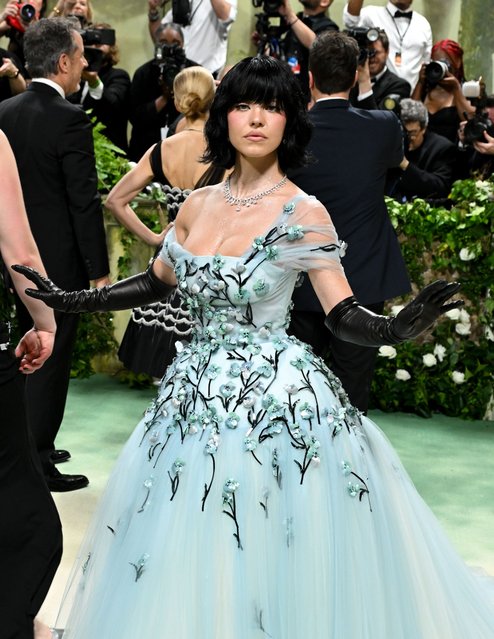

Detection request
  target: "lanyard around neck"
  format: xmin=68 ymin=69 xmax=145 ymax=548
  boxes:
xmin=386 ymin=7 xmax=412 ymax=47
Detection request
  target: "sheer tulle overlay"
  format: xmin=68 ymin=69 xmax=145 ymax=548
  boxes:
xmin=56 ymin=197 xmax=494 ymax=638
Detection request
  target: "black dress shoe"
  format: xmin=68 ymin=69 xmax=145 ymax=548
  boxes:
xmin=50 ymin=449 xmax=71 ymax=464
xmin=45 ymin=467 xmax=89 ymax=492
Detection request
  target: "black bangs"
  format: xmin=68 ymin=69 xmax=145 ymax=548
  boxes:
xmin=218 ymin=56 xmax=289 ymax=111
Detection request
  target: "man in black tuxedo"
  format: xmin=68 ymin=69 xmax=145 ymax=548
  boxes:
xmin=0 ymin=17 xmax=110 ymax=491
xmin=350 ymin=29 xmax=411 ymax=110
xmin=289 ymin=30 xmax=411 ymax=413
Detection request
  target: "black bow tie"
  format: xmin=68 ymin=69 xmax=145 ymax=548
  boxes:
xmin=394 ymin=10 xmax=412 ymax=19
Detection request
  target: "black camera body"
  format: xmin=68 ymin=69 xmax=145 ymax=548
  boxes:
xmin=154 ymin=43 xmax=187 ymax=88
xmin=463 ymin=112 xmax=494 ymax=146
xmin=81 ymin=29 xmax=115 ymax=73
xmin=424 ymin=59 xmax=451 ymax=88
xmin=252 ymin=0 xmax=282 ymax=17
xmin=344 ymin=27 xmax=379 ymax=64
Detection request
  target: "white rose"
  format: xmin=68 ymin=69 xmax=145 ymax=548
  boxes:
xmin=422 ymin=353 xmax=437 ymax=367
xmin=455 ymin=322 xmax=471 ymax=336
xmin=459 ymin=248 xmax=476 ymax=261
xmin=451 ymin=371 xmax=465 ymax=385
xmin=390 ymin=305 xmax=405 ymax=317
xmin=395 ymin=369 xmax=411 ymax=381
xmin=445 ymin=308 xmax=461 ymax=321
xmin=378 ymin=345 xmax=397 ymax=359
xmin=127 ymin=161 xmax=137 ymax=169
xmin=485 ymin=326 xmax=494 ymax=342
xmin=458 ymin=308 xmax=470 ymax=323
xmin=433 ymin=344 xmax=446 ymax=362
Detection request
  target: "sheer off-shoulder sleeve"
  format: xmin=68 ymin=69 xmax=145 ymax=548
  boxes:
xmin=254 ymin=196 xmax=346 ymax=275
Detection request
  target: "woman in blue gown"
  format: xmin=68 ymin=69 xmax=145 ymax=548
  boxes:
xmin=17 ymin=56 xmax=494 ymax=638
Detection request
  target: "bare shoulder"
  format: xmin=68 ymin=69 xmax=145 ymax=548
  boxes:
xmin=174 ymin=182 xmax=224 ymax=236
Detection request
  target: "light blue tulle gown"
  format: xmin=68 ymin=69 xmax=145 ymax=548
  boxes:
xmin=56 ymin=196 xmax=494 ymax=638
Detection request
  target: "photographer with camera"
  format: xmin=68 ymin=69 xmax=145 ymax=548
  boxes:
xmin=147 ymin=0 xmax=236 ymax=76
xmin=349 ymin=28 xmax=410 ymax=110
xmin=67 ymin=23 xmax=131 ymax=153
xmin=129 ymin=22 xmax=197 ymax=161
xmin=343 ymin=1 xmax=431 ymax=91
xmin=456 ymin=95 xmax=494 ymax=180
xmin=392 ymin=98 xmax=456 ymax=201
xmin=0 ymin=0 xmax=44 ymax=66
xmin=411 ymin=39 xmax=475 ymax=144
xmin=267 ymin=0 xmax=338 ymax=100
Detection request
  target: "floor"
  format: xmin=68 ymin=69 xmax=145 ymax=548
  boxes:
xmin=37 ymin=374 xmax=494 ymax=628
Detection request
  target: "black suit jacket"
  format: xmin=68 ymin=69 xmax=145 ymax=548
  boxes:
xmin=397 ymin=130 xmax=457 ymax=200
xmin=289 ymin=99 xmax=410 ymax=308
xmin=350 ymin=69 xmax=410 ymax=111
xmin=0 ymin=82 xmax=109 ymax=290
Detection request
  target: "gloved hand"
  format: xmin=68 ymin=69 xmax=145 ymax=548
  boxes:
xmin=12 ymin=263 xmax=175 ymax=313
xmin=325 ymin=280 xmax=463 ymax=347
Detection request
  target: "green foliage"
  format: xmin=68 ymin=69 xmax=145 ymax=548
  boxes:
xmin=91 ymin=118 xmax=130 ymax=193
xmin=71 ymin=312 xmax=118 ymax=378
xmin=371 ymin=177 xmax=494 ymax=420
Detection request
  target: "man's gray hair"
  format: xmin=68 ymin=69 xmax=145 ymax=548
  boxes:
xmin=23 ymin=18 xmax=79 ymax=79
xmin=400 ymin=98 xmax=429 ymax=128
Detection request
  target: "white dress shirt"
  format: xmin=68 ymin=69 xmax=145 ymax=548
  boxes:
xmin=164 ymin=0 xmax=237 ymax=74
xmin=343 ymin=1 xmax=432 ymax=90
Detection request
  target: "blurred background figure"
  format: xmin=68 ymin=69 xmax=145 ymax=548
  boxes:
xmin=67 ymin=22 xmax=130 ymax=153
xmin=147 ymin=0 xmax=236 ymax=76
xmin=0 ymin=0 xmax=45 ymax=66
xmin=391 ymin=98 xmax=457 ymax=201
xmin=128 ymin=22 xmax=197 ymax=161
xmin=106 ymin=66 xmax=225 ymax=380
xmin=412 ymin=39 xmax=475 ymax=143
xmin=0 ymin=129 xmax=62 ymax=639
xmin=49 ymin=0 xmax=93 ymax=25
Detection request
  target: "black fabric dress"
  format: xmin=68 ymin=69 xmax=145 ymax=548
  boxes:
xmin=0 ymin=273 xmax=62 ymax=639
xmin=118 ymin=141 xmax=223 ymax=378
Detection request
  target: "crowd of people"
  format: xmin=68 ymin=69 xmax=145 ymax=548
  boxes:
xmin=0 ymin=1 xmax=493 ymax=638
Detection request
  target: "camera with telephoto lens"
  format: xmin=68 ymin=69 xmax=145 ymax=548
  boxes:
xmin=81 ymin=28 xmax=115 ymax=73
xmin=460 ymin=80 xmax=494 ymax=146
xmin=424 ymin=59 xmax=451 ymax=88
xmin=5 ymin=1 xmax=36 ymax=33
xmin=154 ymin=43 xmax=187 ymax=88
xmin=344 ymin=27 xmax=379 ymax=64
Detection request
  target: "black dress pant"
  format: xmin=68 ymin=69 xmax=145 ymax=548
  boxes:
xmin=288 ymin=302 xmax=384 ymax=414
xmin=16 ymin=297 xmax=80 ymax=475
xmin=0 ymin=350 xmax=62 ymax=639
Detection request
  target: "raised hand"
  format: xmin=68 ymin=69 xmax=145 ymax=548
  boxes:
xmin=391 ymin=280 xmax=463 ymax=340
xmin=325 ymin=280 xmax=463 ymax=347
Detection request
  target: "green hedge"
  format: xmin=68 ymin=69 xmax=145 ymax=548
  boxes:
xmin=370 ymin=179 xmax=494 ymax=420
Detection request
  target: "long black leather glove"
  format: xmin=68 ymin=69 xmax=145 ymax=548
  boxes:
xmin=12 ymin=264 xmax=175 ymax=313
xmin=325 ymin=280 xmax=462 ymax=347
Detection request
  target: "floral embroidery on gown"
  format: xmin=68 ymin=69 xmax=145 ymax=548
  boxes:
xmin=56 ymin=196 xmax=494 ymax=639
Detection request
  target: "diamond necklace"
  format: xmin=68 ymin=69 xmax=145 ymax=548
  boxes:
xmin=223 ymin=174 xmax=287 ymax=212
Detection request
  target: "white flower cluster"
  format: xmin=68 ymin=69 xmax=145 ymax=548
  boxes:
xmin=445 ymin=307 xmax=471 ymax=336
xmin=378 ymin=345 xmax=397 ymax=359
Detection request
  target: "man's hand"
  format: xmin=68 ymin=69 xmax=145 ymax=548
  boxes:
xmin=277 ymin=0 xmax=296 ymax=24
xmin=0 ymin=56 xmax=18 ymax=78
xmin=81 ymin=69 xmax=101 ymax=87
xmin=473 ymin=130 xmax=494 ymax=155
xmin=15 ymin=327 xmax=55 ymax=373
xmin=93 ymin=275 xmax=111 ymax=288
xmin=0 ymin=0 xmax=18 ymax=23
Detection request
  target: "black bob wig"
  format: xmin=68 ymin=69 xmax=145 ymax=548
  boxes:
xmin=203 ymin=56 xmax=312 ymax=172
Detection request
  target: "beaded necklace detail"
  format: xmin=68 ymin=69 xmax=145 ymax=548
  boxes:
xmin=223 ymin=174 xmax=287 ymax=212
